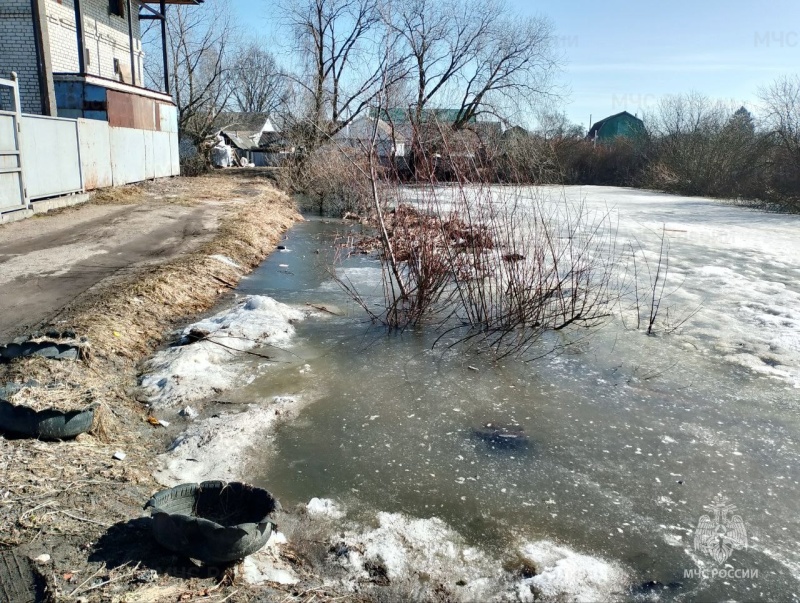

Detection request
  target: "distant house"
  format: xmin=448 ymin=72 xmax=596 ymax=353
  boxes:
xmin=0 ymin=0 xmax=202 ymax=220
xmin=372 ymin=107 xmax=478 ymax=127
xmin=332 ymin=116 xmax=403 ymax=159
xmin=502 ymin=125 xmax=529 ymax=142
xmin=213 ymin=113 xmax=292 ymax=166
xmin=357 ymin=107 xmax=501 ymax=178
xmin=587 ymin=111 xmax=644 ymax=143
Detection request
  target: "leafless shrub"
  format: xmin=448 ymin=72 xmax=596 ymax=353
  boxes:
xmin=642 ymin=94 xmax=770 ymax=199
xmin=333 ymin=157 xmax=618 ymax=360
xmin=180 ymin=149 xmax=212 ymax=177
xmin=435 ymin=187 xmax=617 ymax=359
xmin=616 ymin=226 xmax=700 ymax=336
xmin=289 ymin=146 xmax=377 ymax=215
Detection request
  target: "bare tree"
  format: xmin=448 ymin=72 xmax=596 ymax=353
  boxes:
xmin=280 ymin=0 xmax=399 ymax=142
xmin=386 ymin=0 xmax=558 ymax=129
xmin=643 ymin=93 xmax=768 ymax=197
xmin=534 ymin=110 xmax=583 ymax=141
xmin=229 ymin=44 xmax=289 ymax=115
xmin=759 ymin=75 xmax=800 ymax=166
xmin=143 ymin=0 xmax=235 ymax=146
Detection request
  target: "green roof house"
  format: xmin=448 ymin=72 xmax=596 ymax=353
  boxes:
xmin=587 ymin=111 xmax=644 ymax=143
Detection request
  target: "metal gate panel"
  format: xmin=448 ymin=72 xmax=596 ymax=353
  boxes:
xmin=77 ymin=119 xmax=113 ymax=190
xmin=0 ymin=77 xmax=27 ymax=213
xmin=151 ymin=131 xmax=172 ymax=178
xmin=19 ymin=115 xmax=83 ymax=200
xmin=110 ymin=126 xmax=147 ymax=185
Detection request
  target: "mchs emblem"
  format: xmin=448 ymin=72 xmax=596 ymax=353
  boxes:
xmin=694 ymin=495 xmax=747 ymax=564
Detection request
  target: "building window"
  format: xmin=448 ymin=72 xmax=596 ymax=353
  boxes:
xmin=109 ymin=0 xmax=125 ymax=17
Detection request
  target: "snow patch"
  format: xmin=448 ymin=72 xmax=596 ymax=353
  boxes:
xmin=242 ymin=531 xmax=298 ymax=585
xmin=516 ymin=541 xmax=630 ymax=602
xmin=140 ymin=296 xmax=305 ymax=408
xmin=210 ymin=254 xmax=242 ymax=269
xmin=154 ymin=396 xmax=303 ymax=487
xmin=306 ymin=498 xmax=345 ymax=519
xmin=318 ymin=511 xmax=631 ymax=602
xmin=332 ymin=512 xmax=505 ymax=601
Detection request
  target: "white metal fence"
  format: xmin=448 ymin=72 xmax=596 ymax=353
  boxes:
xmin=0 ymin=76 xmax=180 ymax=216
xmin=20 ymin=114 xmax=83 ymax=200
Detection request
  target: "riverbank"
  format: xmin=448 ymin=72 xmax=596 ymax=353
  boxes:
xmin=134 ymin=184 xmax=800 ymax=603
xmin=0 ymin=171 xmax=304 ymax=602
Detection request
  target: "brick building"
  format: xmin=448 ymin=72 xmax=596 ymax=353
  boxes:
xmin=0 ymin=0 xmax=198 ymax=119
xmin=0 ymin=0 xmax=45 ymax=114
xmin=0 ymin=1 xmax=202 ymax=219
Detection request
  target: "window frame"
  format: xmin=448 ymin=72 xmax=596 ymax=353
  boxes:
xmin=109 ymin=0 xmax=126 ymax=18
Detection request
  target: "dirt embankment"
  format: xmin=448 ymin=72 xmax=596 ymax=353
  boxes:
xmin=0 ymin=171 xmax=305 ymax=602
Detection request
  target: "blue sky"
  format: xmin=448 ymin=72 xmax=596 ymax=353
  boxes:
xmin=232 ymin=0 xmax=800 ymax=130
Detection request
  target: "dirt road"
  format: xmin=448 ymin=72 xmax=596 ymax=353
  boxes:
xmin=0 ymin=171 xmax=304 ymax=603
xmin=0 ymin=188 xmax=223 ymax=340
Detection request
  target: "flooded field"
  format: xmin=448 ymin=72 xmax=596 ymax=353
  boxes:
xmin=232 ymin=186 xmax=800 ymax=601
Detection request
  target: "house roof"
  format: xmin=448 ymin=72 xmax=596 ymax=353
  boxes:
xmin=467 ymin=121 xmax=502 ymax=139
xmin=258 ymin=130 xmax=291 ymax=150
xmin=588 ymin=111 xmax=643 ymax=138
xmin=502 ymin=125 xmax=529 ymax=140
xmin=334 ymin=116 xmax=394 ymax=141
xmin=213 ymin=112 xmax=272 ymax=133
xmin=213 ymin=113 xmax=281 ymax=150
xmin=221 ymin=132 xmax=259 ymax=151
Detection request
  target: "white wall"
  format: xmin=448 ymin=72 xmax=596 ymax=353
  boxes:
xmin=46 ymin=0 xmax=143 ymax=84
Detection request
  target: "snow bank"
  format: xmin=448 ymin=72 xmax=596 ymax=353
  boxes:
xmin=140 ymin=296 xmax=305 ymax=408
xmin=327 ymin=511 xmax=506 ymax=601
xmin=516 ymin=541 xmax=630 ymax=602
xmin=154 ymin=396 xmax=303 ymax=487
xmin=303 ymin=508 xmax=631 ymax=602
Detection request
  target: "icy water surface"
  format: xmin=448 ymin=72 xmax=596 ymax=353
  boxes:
xmin=237 ymin=187 xmax=800 ymax=601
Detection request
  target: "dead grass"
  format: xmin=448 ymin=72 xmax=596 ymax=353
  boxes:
xmin=89 ymin=184 xmax=147 ymax=205
xmin=7 ymin=384 xmax=93 ymax=413
xmin=0 ymin=433 xmax=150 ymax=539
xmin=0 ymin=173 xmax=301 ymax=600
xmin=69 ymin=185 xmax=298 ymax=360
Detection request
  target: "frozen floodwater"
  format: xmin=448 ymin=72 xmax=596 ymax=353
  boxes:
xmin=229 ymin=186 xmax=800 ymax=601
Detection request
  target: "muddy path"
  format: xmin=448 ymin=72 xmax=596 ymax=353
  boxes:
xmin=0 ymin=182 xmax=226 ymax=341
xmin=0 ymin=171 xmax=311 ymax=603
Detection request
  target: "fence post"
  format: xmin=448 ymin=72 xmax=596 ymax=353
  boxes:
xmin=10 ymin=73 xmax=30 ymax=209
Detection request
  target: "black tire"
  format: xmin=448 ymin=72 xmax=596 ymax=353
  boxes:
xmin=0 ymin=548 xmax=45 ymax=603
xmin=0 ymin=399 xmax=95 ymax=440
xmin=145 ymin=481 xmax=279 ymax=564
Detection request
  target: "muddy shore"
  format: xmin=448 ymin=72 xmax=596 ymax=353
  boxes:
xmin=0 ymin=171 xmax=314 ymax=602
